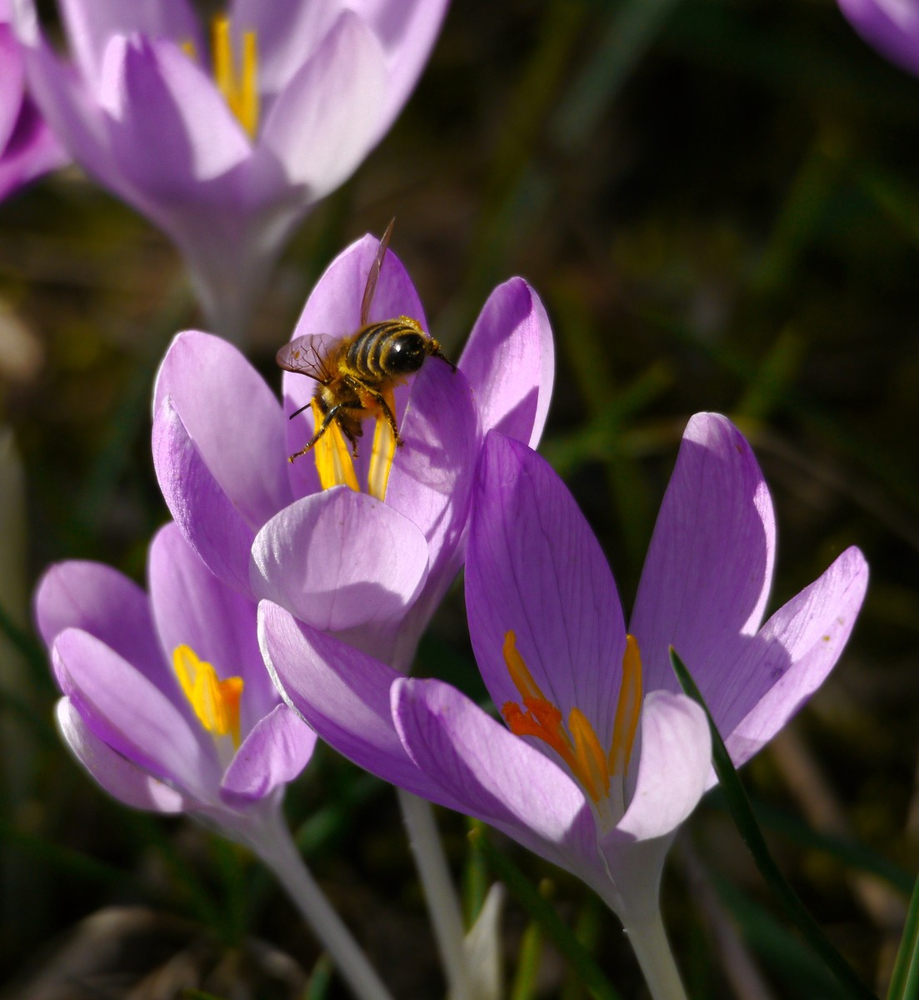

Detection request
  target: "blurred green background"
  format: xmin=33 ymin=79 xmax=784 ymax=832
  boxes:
xmin=1 ymin=0 xmax=918 ymax=997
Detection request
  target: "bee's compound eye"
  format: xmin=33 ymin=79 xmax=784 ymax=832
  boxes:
xmin=386 ymin=334 xmax=427 ymax=374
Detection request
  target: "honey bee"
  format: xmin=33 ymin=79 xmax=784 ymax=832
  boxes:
xmin=277 ymin=219 xmax=455 ymax=463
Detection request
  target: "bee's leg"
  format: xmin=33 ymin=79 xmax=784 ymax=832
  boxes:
xmin=367 ymin=389 xmax=403 ymax=447
xmin=288 ymin=401 xmax=362 ymax=462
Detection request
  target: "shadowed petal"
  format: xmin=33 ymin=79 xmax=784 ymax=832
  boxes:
xmin=720 ymin=546 xmax=869 ymax=770
xmin=393 ymin=677 xmax=602 ymax=881
xmin=631 ymin=413 xmax=776 ymax=693
xmin=459 ymin=278 xmax=554 ymax=448
xmin=221 ymin=703 xmax=316 ymax=804
xmin=250 ymin=489 xmax=429 ymax=635
xmin=152 ymin=396 xmax=256 ymax=595
xmin=467 ymin=433 xmax=627 ymax=748
xmin=56 ymin=698 xmax=190 ymax=813
xmin=53 ymin=629 xmax=217 ymax=800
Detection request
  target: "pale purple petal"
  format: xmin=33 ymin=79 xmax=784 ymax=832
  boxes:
xmin=34 ymin=561 xmax=163 ymax=692
xmin=56 ymin=698 xmax=190 ymax=813
xmin=149 ymin=523 xmax=277 ymax=731
xmin=152 ymin=396 xmax=256 ymax=595
xmin=221 ymin=703 xmax=316 ymax=804
xmin=459 ymin=278 xmax=555 ymax=448
xmin=250 ymin=488 xmax=429 ymax=635
xmin=630 ymin=413 xmax=776 ymax=693
xmin=613 ymin=692 xmax=710 ymax=842
xmin=153 ymin=331 xmax=292 ymax=531
xmin=466 ymin=433 xmax=627 ymax=748
xmin=259 ymin=600 xmax=448 ymax=801
xmin=393 ymin=677 xmax=602 ymax=881
xmin=57 ymin=0 xmax=202 ymax=89
xmin=838 ymin=0 xmax=919 ymax=76
xmin=52 ymin=629 xmax=218 ymax=801
xmin=258 ymin=12 xmax=385 ymax=199
xmin=0 ymin=24 xmax=25 ymax=144
xmin=720 ymin=546 xmax=869 ymax=770
xmin=103 ymin=36 xmax=250 ymax=196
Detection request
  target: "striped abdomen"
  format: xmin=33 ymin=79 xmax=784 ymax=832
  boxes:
xmin=344 ymin=318 xmax=429 ymax=380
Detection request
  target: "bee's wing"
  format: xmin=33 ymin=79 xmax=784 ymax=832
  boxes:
xmin=360 ymin=217 xmax=396 ymax=326
xmin=276 ymin=334 xmax=340 ymax=382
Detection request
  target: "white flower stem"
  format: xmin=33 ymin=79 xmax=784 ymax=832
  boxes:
xmin=397 ymin=787 xmax=474 ymax=1000
xmin=622 ymin=907 xmax=690 ymax=1000
xmin=252 ymin=812 xmax=397 ymax=1000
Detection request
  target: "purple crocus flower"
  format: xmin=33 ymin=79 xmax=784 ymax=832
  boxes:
xmin=34 ymin=521 xmax=315 ymax=838
xmin=152 ymin=231 xmax=553 ymax=669
xmin=0 ymin=0 xmax=66 ymax=201
xmin=838 ymin=0 xmax=919 ymax=76
xmin=13 ymin=0 xmax=450 ymax=342
xmin=260 ymin=417 xmax=868 ymax=994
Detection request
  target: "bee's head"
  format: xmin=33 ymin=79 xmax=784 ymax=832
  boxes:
xmin=385 ymin=332 xmax=429 ymax=375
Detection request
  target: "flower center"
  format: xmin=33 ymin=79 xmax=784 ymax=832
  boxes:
xmin=311 ymin=389 xmax=398 ymax=502
xmin=183 ymin=16 xmax=259 ymax=138
xmin=501 ymin=631 xmax=644 ymax=824
xmin=173 ymin=645 xmax=244 ymax=762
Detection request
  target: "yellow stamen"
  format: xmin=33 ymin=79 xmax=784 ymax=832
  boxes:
xmin=503 ymin=631 xmax=548 ymax=702
xmin=570 ymin=707 xmax=611 ymax=801
xmin=368 ymin=387 xmax=398 ymax=501
xmin=211 ymin=15 xmax=259 ymax=137
xmin=312 ymin=398 xmax=360 ymax=493
xmin=173 ymin=644 xmax=244 ymax=748
xmin=609 ymin=634 xmax=643 ymax=776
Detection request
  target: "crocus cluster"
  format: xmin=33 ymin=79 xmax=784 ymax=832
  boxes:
xmin=261 ymin=414 xmax=868 ymax=976
xmin=14 ymin=0 xmax=451 ymax=341
xmin=838 ymin=0 xmax=919 ymax=76
xmin=0 ymin=0 xmax=66 ymax=201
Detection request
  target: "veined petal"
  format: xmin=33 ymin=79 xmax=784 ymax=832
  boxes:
xmin=221 ymin=703 xmax=316 ymax=805
xmin=34 ymin=561 xmax=163 ymax=695
xmin=102 ymin=35 xmax=250 ymax=195
xmin=56 ymin=698 xmax=190 ymax=813
xmin=720 ymin=546 xmax=869 ymax=771
xmin=258 ymin=601 xmax=449 ymax=801
xmin=631 ymin=413 xmax=776 ymax=694
xmin=53 ymin=629 xmax=218 ymax=801
xmin=153 ymin=331 xmax=292 ymax=531
xmin=149 ymin=523 xmax=276 ymax=731
xmin=467 ymin=434 xmax=627 ymax=749
xmin=57 ymin=0 xmax=203 ymax=90
xmin=250 ymin=489 xmax=429 ymax=636
xmin=838 ymin=0 xmax=919 ymax=76
xmin=152 ymin=396 xmax=256 ymax=596
xmin=459 ymin=278 xmax=555 ymax=448
xmin=258 ymin=11 xmax=385 ymax=200
xmin=614 ymin=691 xmax=710 ymax=842
xmin=393 ymin=677 xmax=603 ymax=882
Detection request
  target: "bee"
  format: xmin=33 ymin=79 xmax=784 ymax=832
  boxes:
xmin=277 ymin=219 xmax=455 ymax=463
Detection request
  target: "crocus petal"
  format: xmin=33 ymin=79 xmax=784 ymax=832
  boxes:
xmin=258 ymin=12 xmax=385 ymax=200
xmin=466 ymin=433 xmax=627 ymax=748
xmin=57 ymin=0 xmax=202 ymax=90
xmin=153 ymin=331 xmax=292 ymax=531
xmin=719 ymin=546 xmax=869 ymax=770
xmin=56 ymin=697 xmax=190 ymax=813
xmin=393 ymin=677 xmax=602 ymax=882
xmin=149 ymin=523 xmax=277 ymax=730
xmin=259 ymin=601 xmax=448 ymax=802
xmin=631 ymin=413 xmax=776 ymax=693
xmin=103 ymin=36 xmax=250 ymax=196
xmin=0 ymin=98 xmax=68 ymax=200
xmin=250 ymin=488 xmax=429 ymax=638
xmin=34 ymin=561 xmax=163 ymax=691
xmin=838 ymin=0 xmax=919 ymax=76
xmin=52 ymin=629 xmax=218 ymax=801
xmin=221 ymin=703 xmax=316 ymax=804
xmin=0 ymin=24 xmax=25 ymax=144
xmin=459 ymin=278 xmax=555 ymax=448
xmin=613 ymin=691 xmax=710 ymax=842
xmin=152 ymin=396 xmax=256 ymax=595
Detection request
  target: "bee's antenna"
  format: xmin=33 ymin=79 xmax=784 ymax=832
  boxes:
xmin=288 ymin=402 xmax=312 ymax=420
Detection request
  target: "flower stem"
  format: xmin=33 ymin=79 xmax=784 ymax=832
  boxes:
xmin=622 ymin=907 xmax=690 ymax=1000
xmin=397 ymin=787 xmax=474 ymax=1000
xmin=252 ymin=812 xmax=397 ymax=1000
